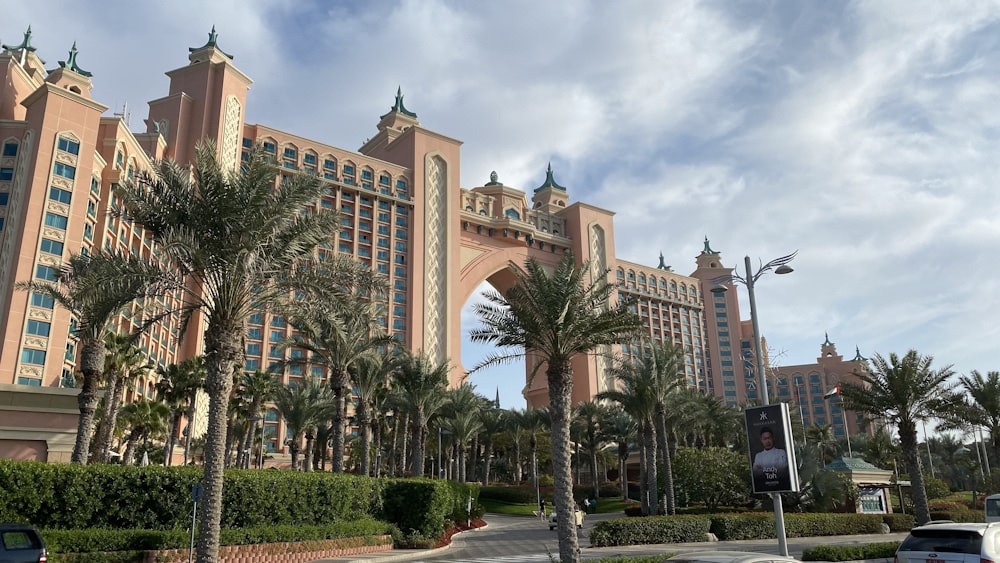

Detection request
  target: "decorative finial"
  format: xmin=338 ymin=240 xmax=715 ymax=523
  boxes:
xmin=389 ymin=86 xmax=418 ymax=118
xmin=699 ymin=237 xmax=718 ymax=255
xmin=189 ymin=25 xmax=233 ymax=60
xmin=823 ymin=332 xmax=833 ymax=346
xmin=486 ymin=171 xmax=502 ymax=186
xmin=494 ymin=388 xmax=501 ymax=409
xmin=3 ymin=25 xmax=39 ymax=54
xmin=534 ymin=161 xmax=566 ymax=192
xmin=58 ymin=41 xmax=92 ymax=77
xmin=657 ymin=252 xmax=671 ymax=271
xmin=852 ymin=346 xmax=866 ymax=362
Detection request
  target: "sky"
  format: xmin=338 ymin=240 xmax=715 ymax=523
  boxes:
xmin=6 ymin=1 xmax=1000 ymax=413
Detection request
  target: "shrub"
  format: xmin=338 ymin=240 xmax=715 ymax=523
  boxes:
xmin=589 ymin=515 xmax=711 ymax=547
xmin=802 ymin=541 xmax=900 ymax=561
xmin=380 ymin=479 xmax=453 ymax=540
xmin=478 ymin=485 xmax=536 ymax=504
xmin=929 ymin=510 xmax=982 ymax=523
xmin=923 ymin=477 xmax=951 ymax=501
xmin=929 ymin=500 xmax=967 ymax=512
xmin=709 ymin=513 xmax=884 ymax=540
xmin=883 ymin=513 xmax=915 ymax=532
xmin=442 ymin=480 xmax=482 ymax=523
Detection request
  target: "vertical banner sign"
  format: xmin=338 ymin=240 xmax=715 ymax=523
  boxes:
xmin=745 ymin=403 xmax=800 ymax=493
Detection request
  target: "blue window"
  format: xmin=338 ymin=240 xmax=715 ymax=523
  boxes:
xmin=40 ymin=239 xmax=64 ymax=255
xmin=0 ymin=193 xmax=8 ymax=205
xmin=57 ymin=137 xmax=80 ymax=155
xmin=361 ymin=170 xmax=373 ymax=181
xmin=262 ymin=142 xmax=276 ymax=154
xmin=245 ymin=359 xmax=260 ymax=371
xmin=283 ymin=147 xmax=297 ymax=159
xmin=304 ymin=154 xmax=317 ymax=165
xmin=247 ymin=327 xmax=262 ymax=339
xmin=2 ymin=142 xmax=17 ymax=156
xmin=271 ymin=316 xmax=286 ymax=328
xmin=270 ymin=330 xmax=283 ymax=342
xmin=343 ymin=164 xmax=355 ymax=175
xmin=289 ymin=364 xmax=303 ymax=375
xmin=269 ymin=345 xmax=282 ymax=359
xmin=0 ymin=168 xmax=12 ymax=181
xmin=242 ymin=137 xmax=253 ymax=148
xmin=17 ymin=377 xmax=41 ymax=386
xmin=31 ymin=293 xmax=54 ymax=309
xmin=505 ymin=208 xmax=521 ymax=220
xmin=247 ymin=343 xmax=261 ymax=355
xmin=26 ymin=320 xmax=51 ymax=337
xmin=35 ymin=265 xmax=58 ymax=281
xmin=53 ymin=162 xmax=76 ymax=179
xmin=376 ymin=263 xmax=388 ymax=274
xmin=394 ymin=241 xmax=406 ymax=252
xmin=21 ymin=349 xmax=47 ymax=365
xmin=49 ymin=187 xmax=72 ymax=204
xmin=324 ymin=159 xmax=336 ymax=170
xmin=0 ymin=217 xmax=4 ymax=230
xmin=396 ymin=179 xmax=407 ymax=191
xmin=379 ymin=174 xmax=390 ymax=186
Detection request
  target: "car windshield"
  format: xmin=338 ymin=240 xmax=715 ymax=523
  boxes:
xmin=899 ymin=530 xmax=983 ymax=554
xmin=1 ymin=530 xmax=41 ymax=550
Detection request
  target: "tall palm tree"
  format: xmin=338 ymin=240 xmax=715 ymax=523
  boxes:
xmin=505 ymin=408 xmax=533 ymax=484
xmin=391 ymin=352 xmax=450 ymax=477
xmin=155 ymin=361 xmax=200 ymax=466
xmin=599 ymin=406 xmax=637 ymax=500
xmin=805 ymin=423 xmax=841 ymax=466
xmin=959 ymin=371 xmax=1000 ymax=463
xmin=273 ymin=377 xmax=335 ymax=471
xmin=471 ymin=253 xmax=641 ymax=563
xmin=635 ymin=341 xmax=685 ymax=515
xmin=93 ymin=332 xmax=149 ymax=463
xmin=441 ymin=383 xmax=485 ymax=482
xmin=840 ymin=350 xmax=955 ymax=525
xmin=598 ymin=355 xmax=659 ymax=516
xmin=477 ymin=407 xmax=506 ymax=485
xmin=17 ymin=251 xmax=162 ymax=464
xmin=573 ymin=401 xmax=604 ymax=501
xmin=118 ymin=399 xmax=171 ymax=466
xmin=114 ymin=142 xmax=342 ymax=561
xmin=235 ymin=370 xmax=278 ymax=469
xmin=178 ymin=356 xmax=207 ymax=466
xmin=284 ymin=295 xmax=390 ymax=473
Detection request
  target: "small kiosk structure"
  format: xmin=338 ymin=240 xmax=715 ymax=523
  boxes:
xmin=825 ymin=457 xmax=895 ymax=514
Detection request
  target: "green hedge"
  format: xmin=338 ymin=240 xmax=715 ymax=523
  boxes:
xmin=479 ymin=485 xmax=537 ymax=504
xmin=0 ymin=461 xmax=382 ymax=530
xmin=710 ymin=513 xmax=884 ymax=540
xmin=883 ymin=513 xmax=915 ymax=531
xmin=801 ymin=541 xmax=900 ymax=561
xmin=380 ymin=479 xmax=454 ymax=540
xmin=589 ymin=515 xmax=712 ymax=547
xmin=42 ymin=519 xmax=394 ymax=553
xmin=442 ymin=480 xmax=482 ymax=523
xmin=930 ymin=510 xmax=983 ymax=523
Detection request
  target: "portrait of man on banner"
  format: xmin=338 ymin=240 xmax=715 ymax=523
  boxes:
xmin=745 ymin=404 xmax=800 ymax=493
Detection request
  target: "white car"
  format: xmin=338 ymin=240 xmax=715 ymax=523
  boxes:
xmin=895 ymin=522 xmax=1000 ymax=563
xmin=667 ymin=551 xmax=800 ymax=563
xmin=549 ymin=508 xmax=584 ymax=530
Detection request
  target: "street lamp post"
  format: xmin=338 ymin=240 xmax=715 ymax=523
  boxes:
xmin=712 ymin=252 xmax=795 ymax=557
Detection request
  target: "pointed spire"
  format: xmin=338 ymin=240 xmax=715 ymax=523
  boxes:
xmin=657 ymin=252 xmax=671 ymax=271
xmin=852 ymin=346 xmax=866 ymax=362
xmin=494 ymin=388 xmax=501 ymax=409
xmin=57 ymin=41 xmax=92 ymax=77
xmin=189 ymin=25 xmax=233 ymax=60
xmin=387 ymin=86 xmax=418 ymax=118
xmin=823 ymin=332 xmax=833 ymax=346
xmin=2 ymin=25 xmax=37 ymax=53
xmin=699 ymin=236 xmax=718 ymax=256
xmin=486 ymin=170 xmax=502 ymax=186
xmin=534 ymin=162 xmax=566 ymax=192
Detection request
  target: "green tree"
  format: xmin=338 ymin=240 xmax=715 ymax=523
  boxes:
xmin=839 ymin=350 xmax=955 ymax=525
xmin=476 ymin=406 xmax=506 ymax=485
xmin=16 ymin=251 xmax=161 ymax=465
xmin=235 ymin=370 xmax=277 ymax=469
xmin=441 ymin=383 xmax=485 ymax=482
xmin=470 ymin=253 xmax=641 ymax=563
xmin=391 ymin=352 xmax=450 ymax=477
xmin=155 ymin=361 xmax=203 ymax=466
xmin=93 ymin=332 xmax=149 ymax=464
xmin=959 ymin=370 xmax=1000 ymax=463
xmin=115 ymin=142 xmax=341 ymax=561
xmin=805 ymin=423 xmax=841 ymax=467
xmin=118 ymin=399 xmax=170 ymax=466
xmin=573 ymin=400 xmax=605 ymax=501
xmin=351 ymin=352 xmax=396 ymax=476
xmin=672 ymin=446 xmax=751 ymax=510
xmin=599 ymin=406 xmax=636 ymax=500
xmin=177 ymin=356 xmax=206 ymax=466
xmin=273 ymin=377 xmax=335 ymax=471
xmin=640 ymin=341 xmax=685 ymax=515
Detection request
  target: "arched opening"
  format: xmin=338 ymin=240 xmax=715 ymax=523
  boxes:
xmin=460 ymin=278 xmax=527 ymax=411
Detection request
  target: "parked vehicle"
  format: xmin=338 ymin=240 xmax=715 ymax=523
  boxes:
xmin=985 ymin=493 xmax=1000 ymax=523
xmin=895 ymin=522 xmax=1000 ymax=563
xmin=548 ymin=508 xmax=584 ymax=530
xmin=0 ymin=523 xmax=46 ymax=563
xmin=666 ymin=551 xmax=799 ymax=563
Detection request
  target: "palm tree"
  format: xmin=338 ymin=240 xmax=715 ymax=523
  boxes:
xmin=477 ymin=407 xmax=506 ymax=485
xmin=598 ymin=355 xmax=658 ymax=516
xmin=471 ymin=253 xmax=641 ymax=562
xmin=573 ymin=401 xmax=604 ymax=501
xmin=16 ymin=251 xmax=162 ymax=464
xmin=959 ymin=370 xmax=1000 ymax=464
xmin=840 ymin=350 xmax=955 ymax=525
xmin=93 ymin=332 xmax=149 ymax=463
xmin=178 ymin=356 xmax=207 ymax=466
xmin=155 ymin=361 xmax=201 ymax=466
xmin=284 ymin=293 xmax=390 ymax=473
xmin=636 ymin=341 xmax=685 ymax=515
xmin=118 ymin=399 xmax=171 ymax=466
xmin=505 ymin=408 xmax=532 ymax=484
xmin=441 ymin=383 xmax=485 ymax=482
xmin=351 ymin=353 xmax=396 ymax=476
xmin=805 ymin=423 xmax=841 ymax=466
xmin=599 ymin=406 xmax=636 ymax=500
xmin=391 ymin=352 xmax=450 ymax=477
xmin=273 ymin=377 xmax=335 ymax=471
xmin=235 ymin=370 xmax=278 ymax=469
xmin=114 ymin=142 xmax=342 ymax=560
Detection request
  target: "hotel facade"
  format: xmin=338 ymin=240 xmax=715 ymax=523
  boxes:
xmin=0 ymin=27 xmax=867 ymax=461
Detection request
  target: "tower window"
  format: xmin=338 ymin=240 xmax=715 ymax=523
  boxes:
xmin=57 ymin=137 xmax=80 ymax=155
xmin=2 ymin=142 xmax=17 ymax=156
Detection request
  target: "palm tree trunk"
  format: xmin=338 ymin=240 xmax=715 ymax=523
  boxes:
xmin=514 ymin=440 xmax=523 ymax=483
xmin=655 ymin=404 xmax=675 ymax=515
xmin=330 ymin=369 xmax=348 ymax=473
xmin=243 ymin=400 xmax=261 ymax=469
xmin=223 ymin=418 xmax=238 ymax=469
xmin=357 ymin=403 xmax=370 ymax=477
xmin=390 ymin=414 xmax=400 ymax=477
xmin=122 ymin=429 xmax=141 ymax=466
xmin=547 ymin=366 xmax=580 ymax=563
xmin=290 ymin=440 xmax=300 ymax=471
xmin=373 ymin=422 xmax=383 ymax=477
xmin=482 ymin=437 xmax=493 ymax=485
xmin=900 ymin=420 xmax=931 ymax=524
xmin=72 ymin=341 xmax=105 ymax=464
xmin=409 ymin=412 xmax=425 ymax=477
xmin=194 ymin=324 xmax=239 ymax=563
xmin=638 ymin=428 xmax=648 ymax=514
xmin=619 ymin=450 xmax=628 ymax=501
xmin=164 ymin=413 xmax=181 ymax=466
xmin=94 ymin=370 xmax=126 ymax=464
xmin=303 ymin=431 xmax=314 ymax=472
xmin=183 ymin=396 xmax=197 ymax=465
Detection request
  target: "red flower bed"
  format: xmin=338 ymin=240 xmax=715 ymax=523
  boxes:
xmin=431 ymin=518 xmax=488 ymax=549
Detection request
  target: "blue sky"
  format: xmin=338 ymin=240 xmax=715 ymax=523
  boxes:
xmin=6 ymin=1 xmax=1000 ymax=415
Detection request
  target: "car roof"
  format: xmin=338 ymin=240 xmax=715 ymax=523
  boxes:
xmin=911 ymin=522 xmax=994 ymax=533
xmin=668 ymin=550 xmax=799 ymax=563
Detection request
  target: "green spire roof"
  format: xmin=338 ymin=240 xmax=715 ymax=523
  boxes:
xmin=823 ymin=332 xmax=833 ymax=346
xmin=3 ymin=25 xmax=37 ymax=53
xmin=494 ymin=388 xmax=501 ymax=409
xmin=533 ymin=163 xmax=566 ymax=192
xmin=699 ymin=236 xmax=718 ymax=256
xmin=57 ymin=42 xmax=92 ymax=77
xmin=189 ymin=26 xmax=233 ymax=60
xmin=384 ymin=86 xmax=417 ymax=119
xmin=657 ymin=252 xmax=672 ymax=271
xmin=852 ymin=346 xmax=866 ymax=362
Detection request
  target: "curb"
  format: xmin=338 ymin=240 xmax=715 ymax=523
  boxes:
xmin=312 ymin=522 xmax=488 ymax=562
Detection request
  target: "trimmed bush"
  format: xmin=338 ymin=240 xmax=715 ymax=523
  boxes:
xmin=478 ymin=485 xmax=536 ymax=504
xmin=589 ymin=515 xmax=712 ymax=547
xmin=802 ymin=541 xmax=900 ymax=561
xmin=380 ymin=479 xmax=453 ymax=540
xmin=442 ymin=480 xmax=482 ymax=523
xmin=883 ymin=513 xmax=915 ymax=532
xmin=709 ymin=513 xmax=884 ymax=540
xmin=929 ymin=510 xmax=983 ymax=523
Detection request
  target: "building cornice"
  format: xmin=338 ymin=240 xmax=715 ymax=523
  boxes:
xmin=20 ymin=82 xmax=109 ymax=114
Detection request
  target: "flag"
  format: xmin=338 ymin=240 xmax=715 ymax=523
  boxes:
xmin=823 ymin=384 xmax=841 ymax=399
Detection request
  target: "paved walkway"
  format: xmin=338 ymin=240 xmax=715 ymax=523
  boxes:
xmin=317 ymin=512 xmax=907 ymax=563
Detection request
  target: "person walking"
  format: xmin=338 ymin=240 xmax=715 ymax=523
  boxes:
xmin=539 ymin=499 xmax=546 ymax=519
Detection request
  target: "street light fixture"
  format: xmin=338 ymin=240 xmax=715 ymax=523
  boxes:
xmin=710 ymin=251 xmax=796 ymax=557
